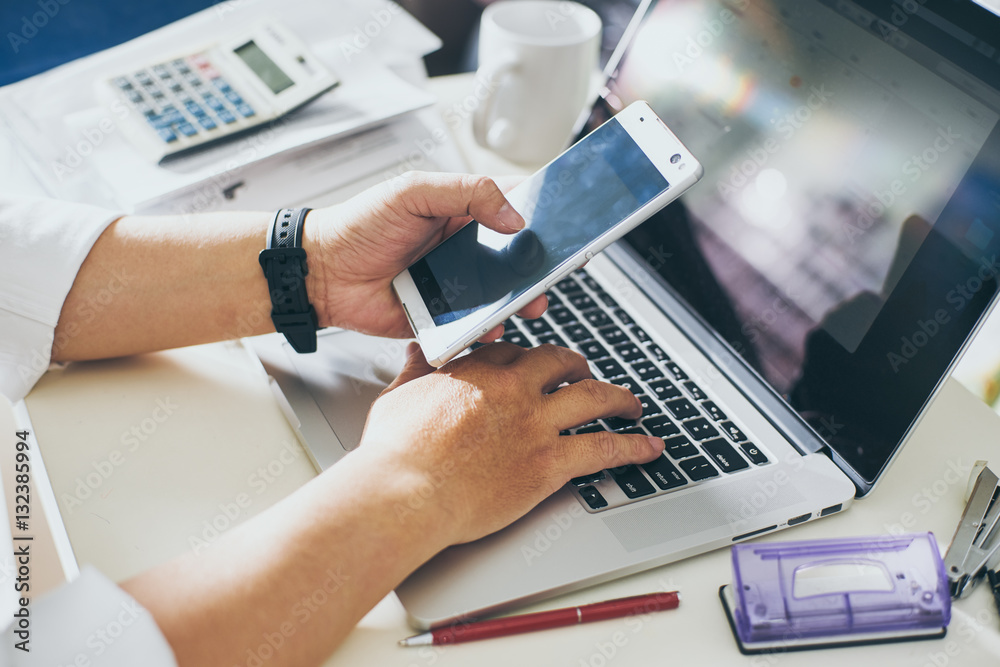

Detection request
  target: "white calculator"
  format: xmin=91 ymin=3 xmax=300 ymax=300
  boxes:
xmin=103 ymin=20 xmax=339 ymax=163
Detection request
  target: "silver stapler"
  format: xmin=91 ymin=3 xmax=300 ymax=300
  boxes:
xmin=943 ymin=462 xmax=1000 ymax=599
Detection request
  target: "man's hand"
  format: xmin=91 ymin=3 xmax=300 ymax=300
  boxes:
xmin=305 ymin=172 xmax=546 ymax=342
xmin=357 ymin=342 xmax=666 ymax=545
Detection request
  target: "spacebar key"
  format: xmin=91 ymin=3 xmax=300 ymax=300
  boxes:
xmin=608 ymin=465 xmax=656 ymax=498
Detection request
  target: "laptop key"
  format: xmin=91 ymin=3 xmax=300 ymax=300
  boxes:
xmin=570 ymin=471 xmax=605 ymax=486
xmin=603 ymin=416 xmax=639 ymax=431
xmin=579 ymin=273 xmax=602 ymax=292
xmin=578 ymin=340 xmax=610 ymax=360
xmin=610 ymin=374 xmax=643 ymax=394
xmin=665 ymin=362 xmax=688 ymax=381
xmin=702 ymin=438 xmax=750 ymax=473
xmin=584 ymin=310 xmax=613 ymax=329
xmin=545 ymin=291 xmax=562 ymax=307
xmin=563 ymin=323 xmax=592 ymax=343
xmin=503 ymin=319 xmax=518 ymax=332
xmin=630 ymin=325 xmax=651 ymax=343
xmin=536 ymin=332 xmax=569 ymax=348
xmin=641 ymin=455 xmax=687 ymax=490
xmin=598 ymin=326 xmax=629 ymax=346
xmin=683 ymin=418 xmax=719 ymax=441
xmin=631 ymin=360 xmax=664 ymax=383
xmin=569 ymin=294 xmax=596 ymax=311
xmin=523 ymin=318 xmax=553 ymax=336
xmin=635 ymin=394 xmax=661 ymax=418
xmin=608 ymin=465 xmax=656 ymax=499
xmin=575 ymin=424 xmax=606 ymax=434
xmin=615 ymin=343 xmax=646 ymax=363
xmin=556 ymin=277 xmax=584 ymax=294
xmin=502 ymin=331 xmax=531 ymax=348
xmin=702 ymin=401 xmax=727 ymax=421
xmin=614 ymin=308 xmax=634 ymax=325
xmin=683 ymin=381 xmax=707 ymax=401
xmin=679 ymin=456 xmax=719 ymax=481
xmin=597 ymin=292 xmax=619 ymax=308
xmin=594 ymin=358 xmax=627 ymax=378
xmin=547 ymin=306 xmax=577 ymax=325
xmin=579 ymin=485 xmax=608 ymax=509
xmin=720 ymin=421 xmax=748 ymax=442
xmin=739 ymin=442 xmax=769 ymax=465
xmin=648 ymin=379 xmax=682 ymax=401
xmin=663 ymin=435 xmax=698 ymax=459
xmin=643 ymin=415 xmax=680 ymax=438
xmin=646 ymin=343 xmax=671 ymax=362
xmin=665 ymin=398 xmax=699 ymax=420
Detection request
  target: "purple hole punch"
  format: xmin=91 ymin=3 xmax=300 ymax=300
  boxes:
xmin=719 ymin=532 xmax=951 ymax=654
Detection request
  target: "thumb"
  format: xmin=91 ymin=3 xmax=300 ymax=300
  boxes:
xmin=383 ymin=342 xmax=435 ymax=393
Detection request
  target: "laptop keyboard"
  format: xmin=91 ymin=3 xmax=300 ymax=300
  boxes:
xmin=501 ymin=268 xmax=771 ymax=512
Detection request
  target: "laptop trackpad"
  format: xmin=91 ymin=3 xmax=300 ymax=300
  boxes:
xmin=284 ymin=330 xmax=407 ymax=452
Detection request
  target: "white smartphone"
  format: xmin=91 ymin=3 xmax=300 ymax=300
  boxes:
xmin=392 ymin=101 xmax=703 ymax=366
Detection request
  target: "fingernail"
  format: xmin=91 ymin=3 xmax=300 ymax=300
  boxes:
xmin=497 ymin=203 xmax=524 ymax=231
xmin=647 ymin=436 xmax=665 ymax=453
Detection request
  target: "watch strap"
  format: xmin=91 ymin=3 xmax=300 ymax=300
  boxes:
xmin=258 ymin=207 xmax=319 ymax=353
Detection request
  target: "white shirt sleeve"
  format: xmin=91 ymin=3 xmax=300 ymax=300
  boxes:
xmin=1 ymin=566 xmax=177 ymax=667
xmin=0 ymin=197 xmax=121 ymax=402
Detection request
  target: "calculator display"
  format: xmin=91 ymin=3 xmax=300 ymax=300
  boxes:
xmin=234 ymin=40 xmax=294 ymax=94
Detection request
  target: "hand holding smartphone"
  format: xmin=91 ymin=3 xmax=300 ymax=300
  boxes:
xmin=393 ymin=101 xmax=703 ymax=366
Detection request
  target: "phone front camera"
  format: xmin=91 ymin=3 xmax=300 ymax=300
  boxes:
xmin=670 ymin=153 xmax=682 ymax=164
xmin=640 ymin=117 xmax=645 ymax=122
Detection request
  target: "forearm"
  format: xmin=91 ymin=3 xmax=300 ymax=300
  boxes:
xmin=51 ymin=210 xmax=330 ymax=361
xmin=121 ymin=448 xmax=450 ymax=667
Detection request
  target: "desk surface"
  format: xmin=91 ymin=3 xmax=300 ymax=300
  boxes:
xmin=13 ymin=74 xmax=1000 ymax=666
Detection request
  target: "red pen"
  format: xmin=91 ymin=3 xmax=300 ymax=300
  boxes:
xmin=398 ymin=591 xmax=681 ymax=646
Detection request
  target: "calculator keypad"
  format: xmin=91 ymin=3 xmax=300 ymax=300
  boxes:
xmin=114 ymin=53 xmax=258 ymax=146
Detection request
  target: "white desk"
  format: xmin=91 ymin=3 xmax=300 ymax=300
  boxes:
xmin=11 ymin=74 xmax=1000 ymax=666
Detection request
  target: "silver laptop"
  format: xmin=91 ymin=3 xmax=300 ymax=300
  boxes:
xmin=249 ymin=0 xmax=1000 ymax=629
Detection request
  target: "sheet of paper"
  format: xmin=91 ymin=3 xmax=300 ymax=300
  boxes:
xmin=0 ymin=0 xmax=441 ymax=208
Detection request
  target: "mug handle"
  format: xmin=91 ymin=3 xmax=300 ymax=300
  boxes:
xmin=471 ymin=57 xmax=519 ymax=151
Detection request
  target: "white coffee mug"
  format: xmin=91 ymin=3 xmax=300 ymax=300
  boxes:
xmin=473 ymin=0 xmax=601 ymax=165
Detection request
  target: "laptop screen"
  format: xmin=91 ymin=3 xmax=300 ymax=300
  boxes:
xmin=579 ymin=0 xmax=1000 ymax=486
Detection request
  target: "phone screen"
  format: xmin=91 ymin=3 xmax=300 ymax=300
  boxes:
xmin=410 ymin=118 xmax=670 ymax=330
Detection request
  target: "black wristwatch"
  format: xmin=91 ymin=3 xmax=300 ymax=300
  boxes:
xmin=258 ymin=207 xmax=319 ymax=353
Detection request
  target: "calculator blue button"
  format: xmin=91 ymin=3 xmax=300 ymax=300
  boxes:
xmin=127 ymin=90 xmax=143 ymax=103
xmin=176 ymin=123 xmax=198 ymax=137
xmin=236 ymin=104 xmax=255 ymax=118
xmin=185 ymin=101 xmax=206 ymax=116
xmin=162 ymin=111 xmax=185 ymax=126
xmin=198 ymin=116 xmax=217 ymax=130
xmin=217 ymin=109 xmax=237 ymax=124
xmin=157 ymin=128 xmax=178 ymax=143
xmin=224 ymin=91 xmax=244 ymax=105
xmin=114 ymin=77 xmax=132 ymax=90
xmin=212 ymin=78 xmax=232 ymax=92
xmin=203 ymin=95 xmax=225 ymax=111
